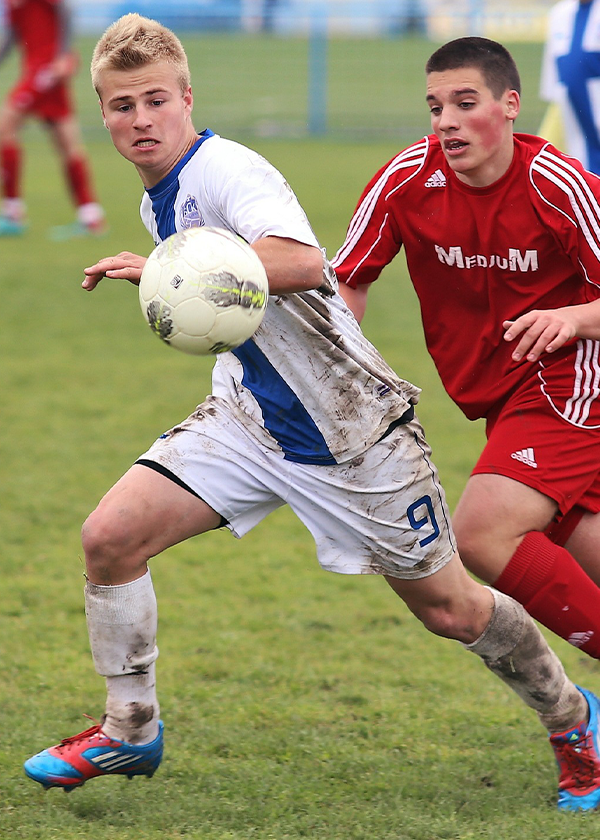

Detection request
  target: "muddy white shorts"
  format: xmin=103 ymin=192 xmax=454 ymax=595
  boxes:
xmin=137 ymin=397 xmax=456 ymax=580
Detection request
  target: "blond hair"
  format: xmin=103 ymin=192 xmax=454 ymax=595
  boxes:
xmin=91 ymin=14 xmax=191 ymax=97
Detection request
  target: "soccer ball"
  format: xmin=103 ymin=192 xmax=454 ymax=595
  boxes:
xmin=139 ymin=227 xmax=269 ymax=355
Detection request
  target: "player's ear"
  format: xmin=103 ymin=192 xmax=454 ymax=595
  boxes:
xmin=506 ymin=89 xmax=520 ymax=122
xmin=184 ymin=86 xmax=193 ymax=114
xmin=99 ymin=101 xmax=109 ymax=129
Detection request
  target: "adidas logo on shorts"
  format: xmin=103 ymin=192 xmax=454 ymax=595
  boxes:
xmin=510 ymin=447 xmax=537 ymax=468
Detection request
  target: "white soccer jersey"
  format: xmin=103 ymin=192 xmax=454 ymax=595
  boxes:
xmin=540 ymin=0 xmax=600 ymax=172
xmin=140 ymin=131 xmax=419 ymax=465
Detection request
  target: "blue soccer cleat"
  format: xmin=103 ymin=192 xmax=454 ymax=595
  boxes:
xmin=48 ymin=219 xmax=108 ymax=241
xmin=550 ymin=686 xmax=600 ymax=812
xmin=24 ymin=720 xmax=163 ymax=791
xmin=0 ymin=215 xmax=26 ymax=236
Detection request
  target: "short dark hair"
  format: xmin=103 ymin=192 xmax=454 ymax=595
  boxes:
xmin=426 ymin=37 xmax=521 ymax=99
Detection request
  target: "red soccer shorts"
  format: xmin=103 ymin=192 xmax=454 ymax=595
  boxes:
xmin=472 ymin=340 xmax=600 ymax=517
xmin=8 ymin=72 xmax=72 ymax=122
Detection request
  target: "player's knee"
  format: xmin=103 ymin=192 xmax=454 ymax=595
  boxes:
xmin=81 ymin=505 xmax=137 ymax=566
xmin=414 ymin=595 xmax=489 ymax=644
xmin=417 ymin=602 xmax=463 ymax=639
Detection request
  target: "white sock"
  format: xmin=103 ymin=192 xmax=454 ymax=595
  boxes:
xmin=77 ymin=202 xmax=104 ymax=226
xmin=85 ymin=570 xmax=160 ymax=744
xmin=3 ymin=198 xmax=25 ymax=221
xmin=464 ymin=588 xmax=586 ymax=732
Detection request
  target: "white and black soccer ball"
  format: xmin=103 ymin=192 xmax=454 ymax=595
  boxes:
xmin=139 ymin=226 xmax=269 ymax=355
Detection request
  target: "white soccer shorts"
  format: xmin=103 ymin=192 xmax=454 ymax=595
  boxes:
xmin=137 ymin=397 xmax=456 ymax=579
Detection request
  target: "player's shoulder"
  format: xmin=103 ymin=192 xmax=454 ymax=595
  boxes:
xmin=519 ymin=133 xmax=600 ymax=216
xmin=546 ymin=0 xmax=577 ymax=21
xmin=549 ymin=0 xmax=577 ymax=10
xmin=195 ymin=132 xmax=268 ymax=171
xmin=520 ymin=132 xmax=597 ymax=184
xmin=370 ymin=134 xmax=439 ymax=198
xmin=557 ymin=0 xmax=579 ymax=12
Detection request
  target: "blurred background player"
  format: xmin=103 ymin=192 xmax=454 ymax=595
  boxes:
xmin=0 ymin=0 xmax=106 ymax=238
xmin=540 ymin=0 xmax=600 ymax=173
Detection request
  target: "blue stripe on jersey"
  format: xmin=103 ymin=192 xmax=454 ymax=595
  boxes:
xmin=557 ymin=3 xmax=600 ymax=173
xmin=232 ymin=340 xmax=337 ymax=465
xmin=145 ymin=130 xmax=215 ymax=240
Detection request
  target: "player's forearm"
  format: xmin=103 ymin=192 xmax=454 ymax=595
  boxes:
xmin=338 ymin=282 xmax=368 ymax=322
xmin=252 ymin=236 xmax=323 ymax=294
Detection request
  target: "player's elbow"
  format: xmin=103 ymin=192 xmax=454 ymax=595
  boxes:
xmin=300 ymin=245 xmax=327 ymax=290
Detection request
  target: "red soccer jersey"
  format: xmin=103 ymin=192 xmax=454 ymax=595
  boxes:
xmin=333 ymin=133 xmax=600 ymax=420
xmin=6 ymin=0 xmax=62 ymax=70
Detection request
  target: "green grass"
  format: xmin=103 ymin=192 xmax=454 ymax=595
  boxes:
xmin=2 ymin=33 xmax=599 ymax=840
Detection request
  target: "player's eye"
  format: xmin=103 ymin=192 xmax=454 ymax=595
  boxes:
xmin=429 ymin=106 xmax=442 ymax=116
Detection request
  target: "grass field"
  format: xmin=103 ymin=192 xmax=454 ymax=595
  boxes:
xmin=2 ymin=33 xmax=600 ymax=839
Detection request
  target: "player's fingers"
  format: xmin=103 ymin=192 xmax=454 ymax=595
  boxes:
xmin=105 ymin=266 xmax=143 ymax=285
xmin=81 ymin=272 xmax=103 ymax=291
xmin=507 ymin=322 xmax=547 ymax=358
xmin=82 ymin=253 xmax=146 ymax=290
xmin=512 ymin=325 xmax=562 ymax=362
xmin=543 ymin=324 xmax=574 ymax=354
xmin=503 ymin=313 xmax=540 ymax=342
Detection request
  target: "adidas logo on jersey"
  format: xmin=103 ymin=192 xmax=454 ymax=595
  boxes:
xmin=568 ymin=630 xmax=594 ymax=649
xmin=511 ymin=447 xmax=537 ymax=468
xmin=425 ymin=169 xmax=446 ymax=188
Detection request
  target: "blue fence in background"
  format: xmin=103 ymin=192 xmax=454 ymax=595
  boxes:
xmin=74 ymin=2 xmax=429 ymax=35
xmin=73 ymin=1 xmax=553 ymax=38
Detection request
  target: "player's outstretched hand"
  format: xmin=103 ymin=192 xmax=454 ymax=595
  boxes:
xmin=83 ymin=252 xmax=147 ymax=291
xmin=503 ymin=308 xmax=577 ymax=362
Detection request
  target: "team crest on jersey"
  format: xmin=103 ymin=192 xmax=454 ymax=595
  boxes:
xmin=179 ymin=195 xmax=204 ymax=229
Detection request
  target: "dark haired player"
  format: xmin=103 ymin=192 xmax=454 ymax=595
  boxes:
xmin=334 ymin=35 xmax=600 ymax=811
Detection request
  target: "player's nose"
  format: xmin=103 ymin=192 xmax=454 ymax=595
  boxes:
xmin=132 ymin=106 xmax=153 ymax=129
xmin=437 ymin=107 xmax=459 ymax=131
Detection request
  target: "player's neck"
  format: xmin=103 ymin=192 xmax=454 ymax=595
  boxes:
xmin=454 ymin=139 xmax=516 ymax=189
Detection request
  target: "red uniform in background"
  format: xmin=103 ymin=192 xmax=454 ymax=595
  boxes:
xmin=6 ymin=0 xmax=74 ymax=120
xmin=0 ymin=0 xmax=105 ymax=237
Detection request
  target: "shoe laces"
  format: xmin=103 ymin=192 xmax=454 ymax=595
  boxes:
xmin=54 ymin=715 xmax=106 ymax=751
xmin=553 ymin=729 xmax=600 ymax=790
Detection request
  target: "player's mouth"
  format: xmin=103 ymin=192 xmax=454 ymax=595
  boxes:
xmin=135 ymin=139 xmax=158 ymax=148
xmin=444 ymin=138 xmax=468 ymax=155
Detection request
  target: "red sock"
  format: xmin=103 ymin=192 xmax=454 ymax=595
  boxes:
xmin=494 ymin=531 xmax=600 ymax=659
xmin=1 ymin=143 xmax=21 ymax=198
xmin=65 ymin=155 xmax=96 ymax=207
